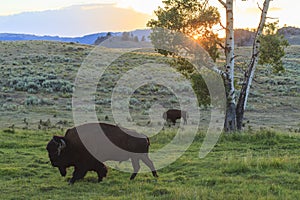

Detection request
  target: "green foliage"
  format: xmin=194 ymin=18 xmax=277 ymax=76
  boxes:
xmin=24 ymin=96 xmax=54 ymax=106
xmin=190 ymin=73 xmax=210 ymax=106
xmin=197 ymin=30 xmax=220 ymax=62
xmin=8 ymin=76 xmax=73 ymax=94
xmin=259 ymin=21 xmax=290 ymax=73
xmin=147 ymin=0 xmax=221 ymax=61
xmin=24 ymin=96 xmax=41 ymax=106
xmin=42 ymin=80 xmax=73 ymax=93
xmin=146 ymin=0 xmax=220 ymax=107
xmin=168 ymin=57 xmax=211 ymax=106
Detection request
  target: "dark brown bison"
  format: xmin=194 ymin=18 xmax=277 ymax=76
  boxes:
xmin=46 ymin=123 xmax=158 ymax=184
xmin=163 ymin=109 xmax=188 ymax=125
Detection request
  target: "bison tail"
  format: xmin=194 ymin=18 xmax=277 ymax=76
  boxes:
xmin=162 ymin=112 xmax=166 ymax=120
xmin=146 ymin=137 xmax=150 ymax=146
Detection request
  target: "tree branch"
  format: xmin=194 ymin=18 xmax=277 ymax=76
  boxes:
xmin=231 ymin=55 xmax=240 ymax=62
xmin=219 ymin=21 xmax=227 ymax=30
xmin=235 ymin=65 xmax=246 ymax=74
xmin=217 ymin=0 xmax=227 ymax=8
xmin=212 ymin=66 xmax=226 ymax=78
xmin=252 ymin=78 xmax=264 ymax=85
xmin=257 ymin=2 xmax=263 ymax=11
xmin=266 ymin=16 xmax=279 ymax=20
xmin=217 ymin=41 xmax=226 ymax=50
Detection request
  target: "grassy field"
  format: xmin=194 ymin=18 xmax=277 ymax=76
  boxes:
xmin=0 ymin=129 xmax=300 ymax=199
xmin=0 ymin=41 xmax=299 ymax=199
xmin=0 ymin=41 xmax=299 ymax=131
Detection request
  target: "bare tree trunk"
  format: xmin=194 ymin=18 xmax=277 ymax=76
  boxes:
xmin=236 ymin=0 xmax=271 ymax=130
xmin=220 ymin=0 xmax=236 ymax=132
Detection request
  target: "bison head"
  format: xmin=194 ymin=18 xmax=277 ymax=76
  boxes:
xmin=46 ymin=136 xmax=66 ymax=167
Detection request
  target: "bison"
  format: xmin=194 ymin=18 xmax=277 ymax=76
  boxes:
xmin=46 ymin=123 xmax=158 ymax=184
xmin=163 ymin=109 xmax=188 ymax=126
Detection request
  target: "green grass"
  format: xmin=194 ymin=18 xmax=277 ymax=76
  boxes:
xmin=0 ymin=41 xmax=299 ymax=199
xmin=0 ymin=41 xmax=299 ymax=132
xmin=1 ymin=129 xmax=300 ymax=199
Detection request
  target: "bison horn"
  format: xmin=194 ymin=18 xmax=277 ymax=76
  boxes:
xmin=60 ymin=139 xmax=66 ymax=149
xmin=57 ymin=139 xmax=66 ymax=156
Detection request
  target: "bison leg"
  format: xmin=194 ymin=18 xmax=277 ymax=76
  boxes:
xmin=168 ymin=120 xmax=171 ymax=127
xmin=183 ymin=117 xmax=187 ymax=125
xmin=172 ymin=119 xmax=176 ymax=126
xmin=59 ymin=167 xmax=67 ymax=177
xmin=69 ymin=167 xmax=87 ymax=184
xmin=96 ymin=163 xmax=107 ymax=182
xmin=140 ymin=154 xmax=158 ymax=178
xmin=130 ymin=158 xmax=140 ymax=180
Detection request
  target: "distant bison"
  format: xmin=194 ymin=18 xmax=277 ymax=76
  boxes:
xmin=46 ymin=123 xmax=158 ymax=184
xmin=163 ymin=109 xmax=188 ymax=125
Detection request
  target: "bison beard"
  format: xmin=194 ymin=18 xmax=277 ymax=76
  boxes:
xmin=46 ymin=123 xmax=158 ymax=184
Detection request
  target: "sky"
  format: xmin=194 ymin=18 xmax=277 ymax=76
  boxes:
xmin=0 ymin=0 xmax=299 ymax=36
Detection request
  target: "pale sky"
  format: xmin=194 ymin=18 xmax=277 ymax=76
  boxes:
xmin=0 ymin=0 xmax=299 ymax=36
xmin=0 ymin=0 xmax=163 ymax=16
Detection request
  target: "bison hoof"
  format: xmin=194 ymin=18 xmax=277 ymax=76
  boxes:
xmin=68 ymin=181 xmax=74 ymax=185
xmin=130 ymin=173 xmax=137 ymax=180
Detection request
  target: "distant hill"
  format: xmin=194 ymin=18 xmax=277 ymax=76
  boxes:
xmin=234 ymin=27 xmax=300 ymax=46
xmin=234 ymin=29 xmax=256 ymax=46
xmin=0 ymin=32 xmax=105 ymax=45
xmin=0 ymin=29 xmax=152 ymax=45
xmin=278 ymin=26 xmax=300 ymax=45
xmin=1 ymin=27 xmax=299 ymax=46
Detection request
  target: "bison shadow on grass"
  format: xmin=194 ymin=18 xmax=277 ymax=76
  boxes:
xmin=46 ymin=123 xmax=158 ymax=184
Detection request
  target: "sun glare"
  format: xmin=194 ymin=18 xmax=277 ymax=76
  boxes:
xmin=193 ymin=35 xmax=200 ymax=40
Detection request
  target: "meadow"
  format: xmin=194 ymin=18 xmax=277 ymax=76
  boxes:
xmin=0 ymin=41 xmax=299 ymax=199
xmin=0 ymin=41 xmax=299 ymax=131
xmin=1 ymin=129 xmax=300 ymax=199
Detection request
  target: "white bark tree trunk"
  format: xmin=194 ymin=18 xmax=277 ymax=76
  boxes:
xmin=243 ymin=0 xmax=270 ymax=109
xmin=219 ymin=0 xmax=236 ymax=131
xmin=236 ymin=0 xmax=271 ymax=130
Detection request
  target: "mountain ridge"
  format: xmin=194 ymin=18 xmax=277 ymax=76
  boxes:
xmin=0 ymin=29 xmax=151 ymax=45
xmin=0 ymin=27 xmax=299 ymax=46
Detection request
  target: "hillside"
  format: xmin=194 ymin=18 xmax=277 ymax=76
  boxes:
xmin=0 ymin=33 xmax=103 ymax=45
xmin=0 ymin=29 xmax=151 ymax=45
xmin=278 ymin=26 xmax=300 ymax=45
xmin=0 ymin=41 xmax=299 ymax=132
xmin=1 ymin=27 xmax=299 ymax=46
xmin=235 ymin=27 xmax=300 ymax=46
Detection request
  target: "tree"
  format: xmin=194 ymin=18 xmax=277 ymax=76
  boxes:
xmin=259 ymin=21 xmax=289 ymax=73
xmin=218 ymin=0 xmax=236 ymax=131
xmin=121 ymin=32 xmax=130 ymax=41
xmin=133 ymin=36 xmax=139 ymax=42
xmin=141 ymin=35 xmax=146 ymax=42
xmin=147 ymin=0 xmax=221 ymax=61
xmin=147 ymin=0 xmax=222 ymax=108
xmin=149 ymin=0 xmax=287 ymax=131
xmin=235 ymin=0 xmax=279 ymax=131
xmin=236 ymin=19 xmax=289 ymax=130
xmin=94 ymin=32 xmax=112 ymax=45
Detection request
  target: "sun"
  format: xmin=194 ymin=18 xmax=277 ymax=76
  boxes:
xmin=193 ymin=34 xmax=200 ymax=40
